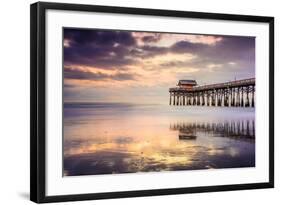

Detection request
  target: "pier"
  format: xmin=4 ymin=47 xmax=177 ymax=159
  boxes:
xmin=169 ymin=78 xmax=255 ymax=107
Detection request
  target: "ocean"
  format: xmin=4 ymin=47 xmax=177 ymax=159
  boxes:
xmin=63 ymin=103 xmax=255 ymax=176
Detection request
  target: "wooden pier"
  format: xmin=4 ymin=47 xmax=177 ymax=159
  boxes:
xmin=169 ymin=78 xmax=255 ymax=107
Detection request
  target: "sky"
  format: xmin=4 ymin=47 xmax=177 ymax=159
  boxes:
xmin=63 ymin=28 xmax=255 ymax=104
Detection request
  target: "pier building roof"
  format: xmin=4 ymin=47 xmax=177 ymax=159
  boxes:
xmin=178 ymin=80 xmax=197 ymax=86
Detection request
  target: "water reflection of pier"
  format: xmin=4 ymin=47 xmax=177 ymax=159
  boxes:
xmin=170 ymin=120 xmax=255 ymax=140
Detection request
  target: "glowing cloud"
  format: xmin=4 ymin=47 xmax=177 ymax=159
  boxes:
xmin=63 ymin=28 xmax=255 ymax=103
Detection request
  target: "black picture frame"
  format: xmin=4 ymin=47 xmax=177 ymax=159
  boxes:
xmin=30 ymin=2 xmax=274 ymax=203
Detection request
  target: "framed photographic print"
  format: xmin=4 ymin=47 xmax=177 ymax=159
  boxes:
xmin=30 ymin=2 xmax=274 ymax=203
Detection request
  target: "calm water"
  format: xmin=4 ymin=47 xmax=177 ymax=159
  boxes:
xmin=64 ymin=103 xmax=255 ymax=176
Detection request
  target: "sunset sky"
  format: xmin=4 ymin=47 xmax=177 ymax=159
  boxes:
xmin=63 ymin=28 xmax=255 ymax=104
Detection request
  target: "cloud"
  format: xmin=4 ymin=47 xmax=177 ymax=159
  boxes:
xmin=64 ymin=29 xmax=136 ymax=46
xmin=141 ymin=34 xmax=162 ymax=43
xmin=64 ymin=83 xmax=76 ymax=88
xmin=64 ymin=28 xmax=254 ymax=73
xmin=63 ymin=28 xmax=255 ymax=103
xmin=184 ymin=35 xmax=223 ymax=45
xmin=64 ymin=29 xmax=138 ymax=69
xmin=64 ymin=67 xmax=137 ymax=81
xmin=170 ymin=40 xmax=208 ymax=53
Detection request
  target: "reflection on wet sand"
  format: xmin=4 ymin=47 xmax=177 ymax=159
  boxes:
xmin=64 ymin=106 xmax=255 ymax=176
xmin=171 ymin=120 xmax=255 ymax=141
